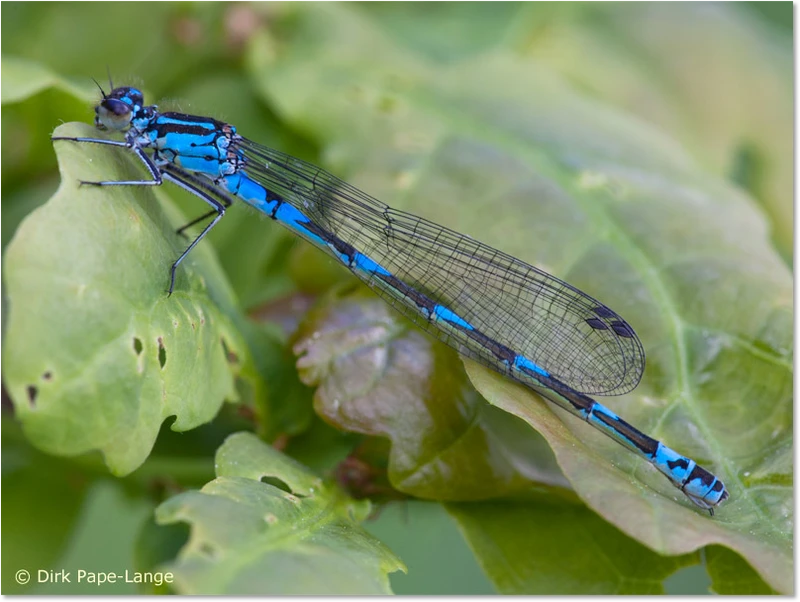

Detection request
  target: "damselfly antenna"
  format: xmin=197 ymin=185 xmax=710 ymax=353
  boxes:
xmin=91 ymin=77 xmax=107 ymax=98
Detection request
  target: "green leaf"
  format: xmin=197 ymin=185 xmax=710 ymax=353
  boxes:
xmin=346 ymin=4 xmax=793 ymax=260
xmin=246 ymin=4 xmax=792 ymax=593
xmin=155 ymin=432 xmax=406 ymax=594
xmin=511 ymin=4 xmax=793 ymax=259
xmin=3 ymin=122 xmax=250 ymax=475
xmin=447 ymin=498 xmax=699 ymax=594
xmin=706 ymin=545 xmax=779 ymax=595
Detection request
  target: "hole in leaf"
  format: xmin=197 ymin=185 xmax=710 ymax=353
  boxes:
xmin=27 ymin=385 xmax=38 ymax=406
xmin=220 ymin=338 xmax=239 ymax=364
xmin=261 ymin=476 xmax=292 ymax=494
xmin=198 ymin=542 xmax=217 ymax=559
xmin=133 ymin=337 xmax=144 ymax=355
xmin=158 ymin=337 xmax=167 ymax=369
xmin=42 ymin=371 xmax=53 ymax=381
xmin=729 ymin=142 xmax=762 ymax=196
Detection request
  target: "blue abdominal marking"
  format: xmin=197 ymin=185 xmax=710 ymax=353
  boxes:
xmin=431 ymin=305 xmax=474 ymax=331
xmin=513 ymin=354 xmax=550 ymax=378
xmin=53 ymin=83 xmax=728 ymax=515
xmin=351 ymin=253 xmax=392 ymax=277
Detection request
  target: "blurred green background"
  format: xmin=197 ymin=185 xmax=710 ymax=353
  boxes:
xmin=1 ymin=2 xmax=792 ymax=595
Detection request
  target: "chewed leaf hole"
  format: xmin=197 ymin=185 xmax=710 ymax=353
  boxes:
xmin=261 ymin=476 xmax=293 ymax=494
xmin=198 ymin=542 xmax=217 ymax=559
xmin=133 ymin=337 xmax=144 ymax=356
xmin=220 ymin=337 xmax=239 ymax=364
xmin=26 ymin=385 xmax=38 ymax=406
xmin=729 ymin=142 xmax=761 ymax=195
xmin=158 ymin=337 xmax=167 ymax=369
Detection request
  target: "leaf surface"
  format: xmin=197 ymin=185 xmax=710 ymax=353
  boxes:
xmin=155 ymin=432 xmax=405 ymax=594
xmin=3 ymin=122 xmax=249 ymax=474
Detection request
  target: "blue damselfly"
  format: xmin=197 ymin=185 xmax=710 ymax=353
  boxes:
xmin=52 ymin=83 xmax=728 ymax=514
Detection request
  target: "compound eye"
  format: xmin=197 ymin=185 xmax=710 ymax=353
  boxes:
xmin=106 ymin=98 xmax=133 ymax=116
xmin=95 ymin=98 xmax=133 ymax=131
xmin=125 ymin=88 xmax=144 ymax=107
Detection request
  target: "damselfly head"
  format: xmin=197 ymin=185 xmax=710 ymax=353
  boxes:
xmin=94 ymin=86 xmax=144 ymax=131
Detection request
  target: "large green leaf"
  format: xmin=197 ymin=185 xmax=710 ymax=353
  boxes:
xmin=246 ymin=3 xmax=792 ymax=592
xmin=512 ymin=3 xmax=793 ymax=259
xmin=705 ymin=545 xmax=779 ymax=595
xmin=3 ymin=122 xmax=250 ymax=474
xmin=155 ymin=432 xmax=405 ymax=594
xmin=447 ymin=499 xmax=699 ymax=594
xmin=353 ymin=4 xmax=792 ymax=259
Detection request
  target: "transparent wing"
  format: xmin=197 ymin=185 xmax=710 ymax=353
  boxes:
xmin=237 ymin=138 xmax=645 ymax=395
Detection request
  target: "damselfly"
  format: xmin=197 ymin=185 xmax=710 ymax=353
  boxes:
xmin=52 ymin=83 xmax=728 ymax=514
